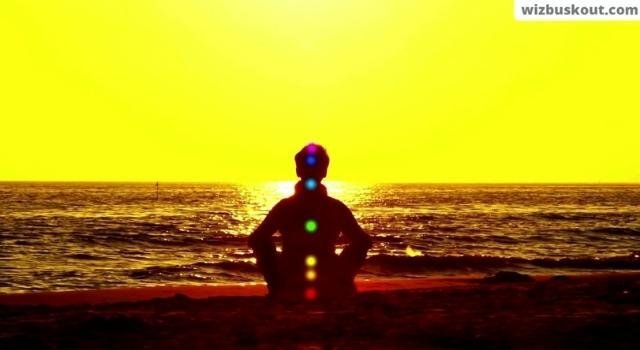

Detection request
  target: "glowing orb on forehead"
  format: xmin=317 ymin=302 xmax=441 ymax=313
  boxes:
xmin=305 ymin=155 xmax=317 ymax=166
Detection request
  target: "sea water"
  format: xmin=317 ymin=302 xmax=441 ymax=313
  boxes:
xmin=1 ymin=182 xmax=639 ymax=292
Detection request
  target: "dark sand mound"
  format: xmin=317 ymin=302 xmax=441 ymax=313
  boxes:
xmin=1 ymin=273 xmax=639 ymax=349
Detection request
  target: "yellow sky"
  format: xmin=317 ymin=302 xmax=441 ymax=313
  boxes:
xmin=1 ymin=1 xmax=639 ymax=182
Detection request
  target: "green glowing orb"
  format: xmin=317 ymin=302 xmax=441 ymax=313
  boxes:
xmin=304 ymin=219 xmax=318 ymax=233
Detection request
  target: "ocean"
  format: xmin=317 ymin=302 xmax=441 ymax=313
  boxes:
xmin=1 ymin=182 xmax=639 ymax=293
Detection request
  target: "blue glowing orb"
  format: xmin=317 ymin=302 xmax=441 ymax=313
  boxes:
xmin=305 ymin=178 xmax=318 ymax=191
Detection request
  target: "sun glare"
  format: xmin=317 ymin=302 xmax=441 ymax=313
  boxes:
xmin=272 ymin=181 xmax=295 ymax=198
xmin=264 ymin=180 xmax=352 ymax=200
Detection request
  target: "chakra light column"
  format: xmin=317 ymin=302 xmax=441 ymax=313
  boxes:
xmin=303 ymin=219 xmax=318 ymax=301
xmin=303 ymin=143 xmax=320 ymax=301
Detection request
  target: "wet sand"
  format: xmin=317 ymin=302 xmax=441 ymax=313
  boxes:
xmin=1 ymin=273 xmax=639 ymax=349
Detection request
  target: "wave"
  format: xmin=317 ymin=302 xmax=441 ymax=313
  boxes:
xmin=363 ymin=253 xmax=640 ymax=273
xmin=66 ymin=253 xmax=109 ymax=261
xmin=537 ymin=226 xmax=640 ymax=238
xmin=75 ymin=232 xmax=249 ymax=247
xmin=193 ymin=261 xmax=258 ymax=274
xmin=126 ymin=252 xmax=640 ymax=283
xmin=535 ymin=213 xmax=591 ymax=221
xmin=591 ymin=227 xmax=640 ymax=236
xmin=128 ymin=261 xmax=259 ymax=280
xmin=531 ymin=212 xmax=632 ymax=221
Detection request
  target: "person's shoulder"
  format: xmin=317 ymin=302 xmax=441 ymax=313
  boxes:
xmin=326 ymin=196 xmax=350 ymax=211
xmin=265 ymin=198 xmax=289 ymax=214
xmin=273 ymin=197 xmax=291 ymax=208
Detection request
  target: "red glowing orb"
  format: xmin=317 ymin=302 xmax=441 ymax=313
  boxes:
xmin=305 ymin=287 xmax=317 ymax=301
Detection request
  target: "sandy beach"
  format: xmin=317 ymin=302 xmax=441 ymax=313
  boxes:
xmin=1 ymin=272 xmax=639 ymax=349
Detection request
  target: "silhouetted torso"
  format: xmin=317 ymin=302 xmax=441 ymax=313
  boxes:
xmin=249 ymin=181 xmax=372 ymax=301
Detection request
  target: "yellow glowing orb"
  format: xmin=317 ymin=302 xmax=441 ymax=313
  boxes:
xmin=305 ymin=255 xmax=317 ymax=267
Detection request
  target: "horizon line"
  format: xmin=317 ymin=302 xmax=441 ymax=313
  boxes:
xmin=1 ymin=180 xmax=640 ymax=186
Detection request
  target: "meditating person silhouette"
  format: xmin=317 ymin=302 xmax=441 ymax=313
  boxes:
xmin=249 ymin=144 xmax=372 ymax=301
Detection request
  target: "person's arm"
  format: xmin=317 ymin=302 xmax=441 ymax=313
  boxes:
xmin=338 ymin=203 xmax=373 ymax=279
xmin=248 ymin=202 xmax=282 ymax=292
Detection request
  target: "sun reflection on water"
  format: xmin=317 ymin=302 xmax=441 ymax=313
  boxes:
xmin=254 ymin=180 xmax=368 ymax=206
xmin=237 ymin=181 xmax=372 ymax=235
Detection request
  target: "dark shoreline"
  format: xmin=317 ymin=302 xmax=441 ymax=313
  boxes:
xmin=1 ymin=273 xmax=639 ymax=349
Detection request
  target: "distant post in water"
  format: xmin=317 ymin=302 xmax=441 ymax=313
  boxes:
xmin=156 ymin=181 xmax=159 ymax=201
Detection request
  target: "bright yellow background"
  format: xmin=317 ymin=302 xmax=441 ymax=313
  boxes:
xmin=1 ymin=1 xmax=639 ymax=182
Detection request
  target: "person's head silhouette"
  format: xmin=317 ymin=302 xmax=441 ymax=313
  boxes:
xmin=295 ymin=143 xmax=330 ymax=182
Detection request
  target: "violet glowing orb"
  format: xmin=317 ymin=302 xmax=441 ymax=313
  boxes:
xmin=306 ymin=143 xmax=318 ymax=154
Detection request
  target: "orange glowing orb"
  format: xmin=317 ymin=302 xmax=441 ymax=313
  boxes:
xmin=305 ymin=269 xmax=317 ymax=281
